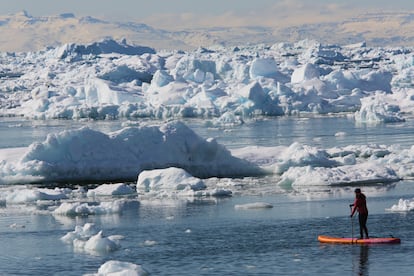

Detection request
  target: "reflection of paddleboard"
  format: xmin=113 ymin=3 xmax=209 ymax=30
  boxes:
xmin=318 ymin=235 xmax=401 ymax=244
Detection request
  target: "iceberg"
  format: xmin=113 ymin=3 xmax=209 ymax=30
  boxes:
xmin=0 ymin=121 xmax=264 ymax=184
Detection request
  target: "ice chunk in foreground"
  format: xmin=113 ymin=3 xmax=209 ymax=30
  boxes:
xmin=87 ymin=260 xmax=149 ymax=276
xmin=84 ymin=231 xmax=121 ymax=253
xmin=61 ymin=223 xmax=123 ymax=255
xmin=61 ymin=223 xmax=98 ymax=244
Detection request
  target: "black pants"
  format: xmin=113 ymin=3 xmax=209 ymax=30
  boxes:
xmin=359 ymin=213 xmax=369 ymax=238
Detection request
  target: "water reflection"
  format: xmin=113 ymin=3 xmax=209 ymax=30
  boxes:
xmin=353 ymin=245 xmax=369 ymax=276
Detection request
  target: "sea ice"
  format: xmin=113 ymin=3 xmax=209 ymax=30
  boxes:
xmin=61 ymin=223 xmax=123 ymax=255
xmin=53 ymin=200 xmax=127 ymax=216
xmin=0 ymin=121 xmax=263 ymax=184
xmin=1 ymin=39 xmax=413 ymax=121
xmin=1 ymin=39 xmax=414 ymax=194
xmin=388 ymin=198 xmax=414 ymax=212
xmin=86 ymin=260 xmax=149 ymax=276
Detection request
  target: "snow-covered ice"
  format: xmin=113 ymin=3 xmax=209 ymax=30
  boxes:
xmin=1 ymin=39 xmax=413 ymax=122
xmin=2 ymin=119 xmax=412 ymax=197
xmin=0 ymin=121 xmax=263 ymax=185
xmin=2 ymin=39 xmax=414 ymax=196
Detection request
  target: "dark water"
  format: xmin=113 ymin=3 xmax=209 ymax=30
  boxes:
xmin=1 ymin=116 xmax=414 ymax=275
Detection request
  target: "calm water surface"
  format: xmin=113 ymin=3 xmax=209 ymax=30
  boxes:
xmin=0 ymin=116 xmax=414 ymax=275
xmin=0 ymin=188 xmax=413 ymax=275
xmin=2 ymin=115 xmax=414 ymax=149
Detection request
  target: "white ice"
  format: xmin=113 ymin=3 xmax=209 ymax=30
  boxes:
xmin=53 ymin=200 xmax=127 ymax=216
xmin=0 ymin=121 xmax=263 ymax=185
xmin=61 ymin=223 xmax=123 ymax=255
xmin=387 ymin=198 xmax=414 ymax=212
xmin=0 ymin=39 xmax=413 ymax=122
xmin=137 ymin=167 xmax=232 ymax=198
xmin=1 ymin=39 xmax=414 ymax=194
xmin=0 ymin=122 xmax=413 ymax=199
xmin=86 ymin=260 xmax=149 ymax=276
xmin=0 ymin=39 xmax=414 ymax=223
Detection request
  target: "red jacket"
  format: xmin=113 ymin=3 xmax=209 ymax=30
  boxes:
xmin=351 ymin=193 xmax=368 ymax=216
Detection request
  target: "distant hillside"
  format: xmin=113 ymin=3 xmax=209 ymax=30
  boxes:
xmin=1 ymin=11 xmax=414 ymax=52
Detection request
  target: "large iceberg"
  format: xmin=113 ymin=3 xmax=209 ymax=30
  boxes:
xmin=0 ymin=121 xmax=264 ymax=184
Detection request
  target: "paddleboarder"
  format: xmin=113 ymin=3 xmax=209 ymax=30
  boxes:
xmin=350 ymin=188 xmax=369 ymax=239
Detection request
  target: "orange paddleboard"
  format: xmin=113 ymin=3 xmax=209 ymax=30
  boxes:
xmin=318 ymin=235 xmax=401 ymax=244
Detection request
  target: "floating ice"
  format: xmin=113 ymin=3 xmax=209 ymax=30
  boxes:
xmin=137 ymin=167 xmax=206 ymax=193
xmin=137 ymin=167 xmax=232 ymax=198
xmin=234 ymin=202 xmax=274 ymax=209
xmin=88 ymin=260 xmax=149 ymax=276
xmin=2 ymin=39 xmax=414 ymax=192
xmin=273 ymin=142 xmax=338 ymax=174
xmin=231 ymin=142 xmax=408 ymax=192
xmin=84 ymin=231 xmax=122 ymax=253
xmin=141 ymin=240 xmax=158 ymax=246
xmin=0 ymin=121 xmax=263 ymax=184
xmin=355 ymin=92 xmax=405 ymax=123
xmin=0 ymin=186 xmax=70 ymax=205
xmin=53 ymin=200 xmax=127 ymax=216
xmin=387 ymin=198 xmax=414 ymax=212
xmin=1 ymin=39 xmax=412 ymax=120
xmin=278 ymin=162 xmax=399 ymax=190
xmin=61 ymin=223 xmax=123 ymax=255
xmin=86 ymin=183 xmax=135 ymax=197
xmin=61 ymin=223 xmax=98 ymax=243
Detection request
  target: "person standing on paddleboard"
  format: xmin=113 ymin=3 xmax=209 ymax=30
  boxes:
xmin=350 ymin=188 xmax=369 ymax=239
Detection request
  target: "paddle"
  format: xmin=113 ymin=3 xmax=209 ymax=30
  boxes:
xmin=349 ymin=204 xmax=354 ymax=243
